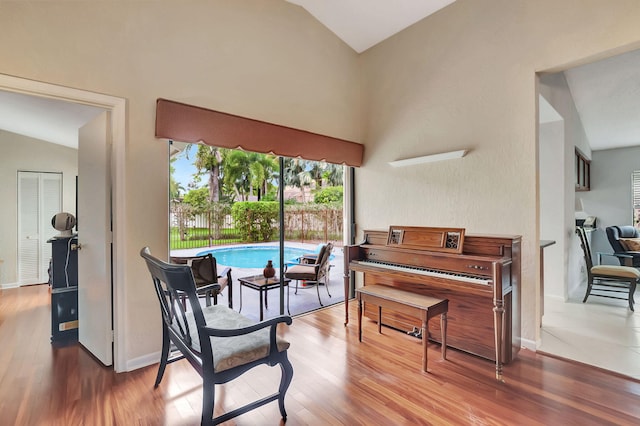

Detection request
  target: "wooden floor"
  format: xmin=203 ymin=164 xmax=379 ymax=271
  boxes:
xmin=1 ymin=285 xmax=639 ymax=425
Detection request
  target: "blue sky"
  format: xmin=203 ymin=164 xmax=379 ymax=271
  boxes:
xmin=171 ymin=151 xmax=200 ymax=190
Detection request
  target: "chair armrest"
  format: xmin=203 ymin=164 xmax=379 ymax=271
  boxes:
xmin=217 ymin=266 xmax=232 ymax=280
xmin=598 ymin=252 xmax=639 ymax=266
xmin=287 ymin=261 xmax=310 ymax=266
xmin=201 ymin=315 xmax=293 ymax=338
xmin=196 ymin=283 xmax=222 ymax=294
xmin=195 ymin=283 xmax=221 ymax=307
xmin=217 ymin=266 xmax=233 ymax=309
xmin=300 ymin=254 xmax=318 ymax=264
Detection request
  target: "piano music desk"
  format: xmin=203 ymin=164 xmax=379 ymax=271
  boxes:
xmin=356 ymin=284 xmax=448 ymax=372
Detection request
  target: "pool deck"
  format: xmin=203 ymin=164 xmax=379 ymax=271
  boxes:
xmin=170 ymin=242 xmax=345 ymax=321
xmin=171 ymin=241 xmax=344 ymax=280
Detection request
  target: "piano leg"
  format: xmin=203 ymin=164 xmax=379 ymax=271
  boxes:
xmin=377 ymin=306 xmax=382 ymax=334
xmin=493 ymin=299 xmax=505 ymax=382
xmin=357 ymin=297 xmax=363 ymax=342
xmin=343 ymin=270 xmax=351 ymax=326
xmin=441 ymin=312 xmax=447 ymax=361
xmin=422 ymin=315 xmax=428 ymax=372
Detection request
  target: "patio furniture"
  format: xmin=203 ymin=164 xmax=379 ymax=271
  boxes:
xmin=140 ymin=247 xmax=294 ymax=426
xmin=170 ymin=253 xmax=233 ymax=309
xmin=284 ymin=243 xmax=333 ymax=306
xmin=238 ymin=275 xmax=291 ymax=321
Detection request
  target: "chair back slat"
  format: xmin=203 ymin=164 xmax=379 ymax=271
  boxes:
xmin=575 ymin=227 xmax=594 ymax=271
xmin=141 ymin=247 xmax=205 ymax=353
xmin=317 ymin=243 xmax=333 ymax=278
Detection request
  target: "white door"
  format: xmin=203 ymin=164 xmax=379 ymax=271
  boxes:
xmin=17 ymin=171 xmax=62 ymax=285
xmin=77 ymin=111 xmax=113 ymax=366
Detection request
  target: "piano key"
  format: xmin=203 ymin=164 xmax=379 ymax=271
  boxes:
xmin=354 ymin=259 xmax=492 ymax=286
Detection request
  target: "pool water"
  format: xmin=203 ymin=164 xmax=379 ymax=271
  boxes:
xmin=196 ymin=246 xmax=314 ymax=268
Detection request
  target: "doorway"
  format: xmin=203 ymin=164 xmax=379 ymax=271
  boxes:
xmin=0 ymin=73 xmax=127 ymax=372
xmin=536 ymin=49 xmax=640 ymax=379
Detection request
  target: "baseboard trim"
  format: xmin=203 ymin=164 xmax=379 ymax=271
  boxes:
xmin=0 ymin=282 xmax=20 ymax=289
xmin=521 ymin=337 xmax=537 ymax=351
xmin=126 ymin=350 xmax=160 ymax=372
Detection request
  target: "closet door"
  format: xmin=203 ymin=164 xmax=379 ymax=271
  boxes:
xmin=17 ymin=171 xmax=62 ymax=285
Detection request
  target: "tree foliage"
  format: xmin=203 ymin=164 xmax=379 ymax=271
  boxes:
xmin=231 ymin=201 xmax=279 ymax=241
xmin=314 ymin=186 xmax=343 ymax=204
xmin=182 ymin=187 xmax=210 ymax=213
xmin=175 ymin=147 xmax=344 ymax=206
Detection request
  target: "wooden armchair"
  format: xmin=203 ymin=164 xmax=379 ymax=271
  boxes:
xmin=170 ymin=254 xmax=233 ymax=309
xmin=141 ymin=247 xmax=294 ymax=425
xmin=284 ymin=243 xmax=333 ymax=306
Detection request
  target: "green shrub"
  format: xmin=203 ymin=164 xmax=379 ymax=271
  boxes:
xmin=314 ymin=186 xmax=343 ymax=204
xmin=231 ymin=201 xmax=279 ymax=241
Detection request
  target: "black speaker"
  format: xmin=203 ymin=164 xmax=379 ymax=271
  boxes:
xmin=51 ymin=287 xmax=78 ymax=344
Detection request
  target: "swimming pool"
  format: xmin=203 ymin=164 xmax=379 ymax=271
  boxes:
xmin=196 ymin=245 xmax=315 ymax=268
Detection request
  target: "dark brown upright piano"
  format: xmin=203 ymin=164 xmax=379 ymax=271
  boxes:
xmin=344 ymin=226 xmax=521 ymax=380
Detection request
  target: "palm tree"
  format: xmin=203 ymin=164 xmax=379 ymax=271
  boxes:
xmin=222 ymin=150 xmax=253 ymax=201
xmin=324 ymin=163 xmax=343 ymax=187
xmin=254 ymin=154 xmax=278 ymax=200
xmin=191 ymin=144 xmax=223 ymax=202
xmin=169 ymin=157 xmax=185 ymax=200
xmin=283 ymin=158 xmax=313 ymax=202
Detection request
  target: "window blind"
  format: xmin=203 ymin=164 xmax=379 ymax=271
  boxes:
xmin=633 ymin=171 xmax=640 ymax=209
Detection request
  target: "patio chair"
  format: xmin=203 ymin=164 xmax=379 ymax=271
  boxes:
xmin=284 ymin=243 xmax=333 ymax=306
xmin=170 ymin=253 xmax=233 ymax=309
xmin=140 ymin=247 xmax=294 ymax=425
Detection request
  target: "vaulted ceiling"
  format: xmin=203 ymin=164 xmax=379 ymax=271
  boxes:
xmin=1 ymin=1 xmax=639 ymax=153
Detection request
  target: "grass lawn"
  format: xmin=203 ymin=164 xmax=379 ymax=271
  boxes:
xmin=170 ymin=227 xmax=242 ymax=250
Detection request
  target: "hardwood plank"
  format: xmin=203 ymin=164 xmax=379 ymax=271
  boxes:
xmin=0 ymin=284 xmax=639 ymax=425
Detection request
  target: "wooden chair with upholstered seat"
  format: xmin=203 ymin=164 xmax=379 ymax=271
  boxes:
xmin=141 ymin=247 xmax=294 ymax=425
xmin=284 ymin=243 xmax=333 ymax=306
xmin=576 ymin=227 xmax=638 ymax=311
xmin=170 ymin=253 xmax=233 ymax=309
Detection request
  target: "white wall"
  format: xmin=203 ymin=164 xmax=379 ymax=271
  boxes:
xmin=0 ymin=130 xmax=77 ymax=286
xmin=358 ymin=0 xmax=640 ymax=348
xmin=539 ymin=119 xmax=565 ymax=299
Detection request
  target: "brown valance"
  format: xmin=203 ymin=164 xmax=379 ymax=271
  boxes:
xmin=155 ymin=98 xmax=363 ymax=167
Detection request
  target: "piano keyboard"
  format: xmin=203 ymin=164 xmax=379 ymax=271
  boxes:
xmin=354 ymin=260 xmax=492 ymax=286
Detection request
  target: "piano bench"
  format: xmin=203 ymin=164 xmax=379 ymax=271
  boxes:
xmin=356 ymin=284 xmax=448 ymax=373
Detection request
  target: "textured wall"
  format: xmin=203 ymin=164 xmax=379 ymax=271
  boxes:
xmin=358 ymin=0 xmax=640 ymax=346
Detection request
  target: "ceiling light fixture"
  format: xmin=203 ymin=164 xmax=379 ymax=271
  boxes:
xmin=388 ymin=149 xmax=468 ymax=167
